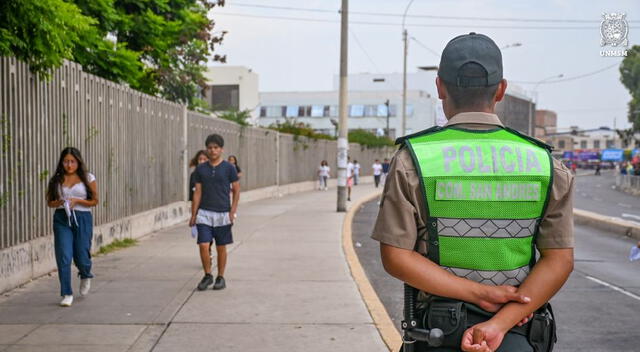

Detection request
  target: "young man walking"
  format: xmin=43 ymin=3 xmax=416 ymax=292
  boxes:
xmin=190 ymin=134 xmax=240 ymax=291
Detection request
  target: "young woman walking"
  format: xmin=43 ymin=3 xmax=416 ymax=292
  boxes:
xmin=46 ymin=147 xmax=98 ymax=307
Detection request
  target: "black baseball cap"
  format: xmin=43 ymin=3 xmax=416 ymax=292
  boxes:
xmin=438 ymin=32 xmax=503 ymax=88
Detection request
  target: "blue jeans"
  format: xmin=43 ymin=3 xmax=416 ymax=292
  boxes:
xmin=53 ymin=209 xmax=94 ymax=296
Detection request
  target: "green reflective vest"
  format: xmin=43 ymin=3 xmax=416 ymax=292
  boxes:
xmin=403 ymin=126 xmax=553 ymax=286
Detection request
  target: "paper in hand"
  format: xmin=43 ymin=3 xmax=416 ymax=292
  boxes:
xmin=629 ymin=246 xmax=640 ymax=262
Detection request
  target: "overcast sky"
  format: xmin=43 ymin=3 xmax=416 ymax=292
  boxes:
xmin=209 ymin=0 xmax=639 ymax=130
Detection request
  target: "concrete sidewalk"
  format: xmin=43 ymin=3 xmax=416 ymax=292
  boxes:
xmin=0 ymin=184 xmax=387 ymax=352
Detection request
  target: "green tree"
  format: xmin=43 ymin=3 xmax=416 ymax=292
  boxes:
xmin=0 ymin=0 xmax=95 ymax=78
xmin=74 ymin=0 xmax=227 ymax=108
xmin=1 ymin=0 xmax=227 ymax=109
xmin=620 ymin=45 xmax=640 ymax=130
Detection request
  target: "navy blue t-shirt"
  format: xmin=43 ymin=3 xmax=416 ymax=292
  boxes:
xmin=382 ymin=162 xmax=390 ymax=173
xmin=193 ymin=160 xmax=239 ymax=212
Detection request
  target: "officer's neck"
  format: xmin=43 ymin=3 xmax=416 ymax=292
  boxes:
xmin=444 ymin=105 xmax=496 ymax=119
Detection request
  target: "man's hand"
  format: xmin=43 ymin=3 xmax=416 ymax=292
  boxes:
xmin=461 ymin=320 xmax=508 ymax=352
xmin=229 ymin=211 xmax=236 ymax=224
xmin=476 ymin=285 xmax=531 ymax=313
xmin=189 ymin=216 xmax=196 ymax=227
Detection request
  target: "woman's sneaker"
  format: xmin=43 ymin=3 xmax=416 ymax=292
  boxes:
xmin=80 ymin=278 xmax=91 ymax=296
xmin=60 ymin=295 xmax=73 ymax=307
xmin=197 ymin=274 xmax=214 ymax=291
xmin=213 ymin=276 xmax=226 ymax=290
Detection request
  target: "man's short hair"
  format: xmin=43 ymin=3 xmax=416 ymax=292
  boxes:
xmin=205 ymin=134 xmax=224 ymax=148
xmin=442 ymin=63 xmax=499 ymax=109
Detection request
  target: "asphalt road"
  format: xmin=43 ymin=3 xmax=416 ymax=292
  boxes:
xmin=353 ymin=199 xmax=640 ymax=352
xmin=574 ymin=170 xmax=640 ymax=224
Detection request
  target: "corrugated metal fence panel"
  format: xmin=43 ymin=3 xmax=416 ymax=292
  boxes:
xmin=0 ymin=57 xmax=395 ymax=251
xmin=0 ymin=57 xmax=184 ymax=250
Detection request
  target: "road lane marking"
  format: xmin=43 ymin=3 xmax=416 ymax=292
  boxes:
xmin=622 ymin=213 xmax=640 ymax=221
xmin=585 ymin=275 xmax=640 ymax=301
xmin=618 ymin=203 xmax=632 ymax=208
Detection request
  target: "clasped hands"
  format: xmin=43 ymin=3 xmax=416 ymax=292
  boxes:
xmin=461 ymin=285 xmax=532 ymax=352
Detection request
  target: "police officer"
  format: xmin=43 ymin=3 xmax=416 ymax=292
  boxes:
xmin=372 ymin=33 xmax=574 ymax=352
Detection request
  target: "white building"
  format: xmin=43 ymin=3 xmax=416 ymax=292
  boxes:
xmin=258 ymin=89 xmax=437 ymax=139
xmin=257 ymin=71 xmax=535 ymax=138
xmin=203 ymin=66 xmax=260 ymax=122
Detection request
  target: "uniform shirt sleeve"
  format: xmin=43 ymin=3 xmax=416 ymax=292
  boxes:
xmin=87 ymin=173 xmax=96 ymax=183
xmin=371 ymin=148 xmax=421 ymax=250
xmin=536 ymin=158 xmax=575 ymax=249
xmin=193 ymin=165 xmax=202 ymax=184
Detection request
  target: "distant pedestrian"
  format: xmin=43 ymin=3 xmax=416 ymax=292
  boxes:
xmin=620 ymin=162 xmax=628 ymax=175
xmin=317 ymin=160 xmax=330 ymax=191
xmin=189 ymin=150 xmax=209 ymax=201
xmin=228 ymin=155 xmax=243 ymax=179
xmin=353 ymin=160 xmax=361 ymax=185
xmin=595 ymin=162 xmax=601 ymax=176
xmin=189 ymin=150 xmax=210 ymax=250
xmin=381 ymin=158 xmax=390 ymax=185
xmin=347 ymin=157 xmax=354 ymax=201
xmin=190 ymin=134 xmax=240 ymax=291
xmin=46 ymin=147 xmax=98 ymax=307
xmin=372 ymin=159 xmax=383 ymax=188
xmin=570 ymin=161 xmax=577 ymax=174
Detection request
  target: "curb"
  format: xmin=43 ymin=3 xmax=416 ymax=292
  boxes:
xmin=342 ymin=191 xmax=402 ymax=352
xmin=574 ymin=208 xmax=640 ymax=241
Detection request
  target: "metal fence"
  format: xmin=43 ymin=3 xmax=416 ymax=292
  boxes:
xmin=616 ymin=174 xmax=640 ymax=196
xmin=0 ymin=57 xmax=394 ymax=251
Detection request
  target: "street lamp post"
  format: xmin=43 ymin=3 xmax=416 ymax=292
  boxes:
xmin=384 ymin=99 xmax=390 ymax=138
xmin=528 ymin=74 xmax=563 ymax=136
xmin=336 ymin=0 xmax=349 ymax=212
xmin=401 ymin=0 xmax=415 ymax=138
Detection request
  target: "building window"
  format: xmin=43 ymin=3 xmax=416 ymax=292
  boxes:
xmin=406 ymin=104 xmax=414 ymax=117
xmin=606 ymin=139 xmax=615 ymax=148
xmin=377 ymin=104 xmax=388 ymax=117
xmin=286 ymin=105 xmax=299 ymax=117
xmin=350 ymin=104 xmax=364 ymax=117
xmin=389 ymin=104 xmax=397 ymax=117
xmin=311 ymin=105 xmax=324 ymax=117
xmin=210 ymin=84 xmax=239 ymax=111
xmin=580 ymin=141 xmax=587 ymax=149
xmin=558 ymin=140 xmax=565 ymax=149
xmin=593 ymin=140 xmax=600 ymax=149
xmin=260 ymin=106 xmax=267 ymax=117
xmin=364 ymin=105 xmax=377 ymax=117
xmin=297 ymin=106 xmax=312 ymax=117
xmin=264 ymin=106 xmax=284 ymax=117
xmin=329 ymin=105 xmax=338 ymax=117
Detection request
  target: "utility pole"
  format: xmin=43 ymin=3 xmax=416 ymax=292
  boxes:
xmin=401 ymin=28 xmax=408 ymax=138
xmin=336 ymin=0 xmax=349 ymax=212
xmin=385 ymin=99 xmax=390 ymax=138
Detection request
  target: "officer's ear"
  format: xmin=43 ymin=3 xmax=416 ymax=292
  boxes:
xmin=494 ymin=79 xmax=508 ymax=103
xmin=436 ymin=77 xmax=447 ymax=100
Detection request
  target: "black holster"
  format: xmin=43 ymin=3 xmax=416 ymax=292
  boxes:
xmin=419 ymin=298 xmax=557 ymax=351
xmin=527 ymin=303 xmax=557 ymax=352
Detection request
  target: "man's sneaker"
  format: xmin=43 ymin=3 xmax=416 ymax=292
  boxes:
xmin=80 ymin=278 xmax=91 ymax=296
xmin=213 ymin=276 xmax=226 ymax=290
xmin=60 ymin=295 xmax=73 ymax=307
xmin=197 ymin=274 xmax=214 ymax=291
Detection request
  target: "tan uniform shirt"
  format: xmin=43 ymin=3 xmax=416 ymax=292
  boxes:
xmin=371 ymin=112 xmax=574 ymax=256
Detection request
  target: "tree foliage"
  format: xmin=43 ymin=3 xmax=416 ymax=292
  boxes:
xmin=620 ymin=45 xmax=640 ymax=130
xmin=348 ymin=129 xmax=394 ymax=148
xmin=0 ymin=0 xmax=227 ymax=109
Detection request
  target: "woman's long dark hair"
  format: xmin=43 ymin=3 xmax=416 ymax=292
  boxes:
xmin=228 ymin=155 xmax=240 ymax=172
xmin=46 ymin=147 xmax=93 ymax=202
xmin=189 ymin=150 xmax=208 ymax=168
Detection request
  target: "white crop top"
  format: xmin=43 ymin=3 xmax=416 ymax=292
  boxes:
xmin=56 ymin=173 xmax=96 ymax=212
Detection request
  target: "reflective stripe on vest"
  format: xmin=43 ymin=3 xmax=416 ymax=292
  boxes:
xmin=406 ymin=127 xmax=552 ymax=286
